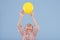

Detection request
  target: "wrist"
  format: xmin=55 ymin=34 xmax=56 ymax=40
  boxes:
xmin=20 ymin=15 xmax=24 ymax=18
xmin=31 ymin=16 xmax=35 ymax=18
xmin=20 ymin=15 xmax=24 ymax=17
xmin=20 ymin=13 xmax=24 ymax=17
xmin=31 ymin=15 xmax=34 ymax=18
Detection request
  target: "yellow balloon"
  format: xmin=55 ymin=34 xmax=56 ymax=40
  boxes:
xmin=23 ymin=2 xmax=34 ymax=14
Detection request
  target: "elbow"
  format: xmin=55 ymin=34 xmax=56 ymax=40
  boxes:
xmin=17 ymin=24 xmax=21 ymax=27
xmin=17 ymin=24 xmax=22 ymax=29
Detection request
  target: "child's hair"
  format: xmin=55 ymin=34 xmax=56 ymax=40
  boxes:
xmin=24 ymin=23 xmax=33 ymax=30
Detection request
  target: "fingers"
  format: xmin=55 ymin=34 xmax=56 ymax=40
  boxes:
xmin=21 ymin=10 xmax=24 ymax=14
xmin=19 ymin=10 xmax=34 ymax=17
xmin=20 ymin=10 xmax=24 ymax=16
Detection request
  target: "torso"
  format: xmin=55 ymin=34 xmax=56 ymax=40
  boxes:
xmin=22 ymin=31 xmax=36 ymax=40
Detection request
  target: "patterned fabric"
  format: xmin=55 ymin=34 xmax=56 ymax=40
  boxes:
xmin=22 ymin=31 xmax=36 ymax=40
xmin=18 ymin=25 xmax=38 ymax=40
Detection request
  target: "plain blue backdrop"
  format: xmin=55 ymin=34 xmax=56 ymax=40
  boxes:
xmin=0 ymin=0 xmax=60 ymax=40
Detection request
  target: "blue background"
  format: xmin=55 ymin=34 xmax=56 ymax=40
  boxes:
xmin=0 ymin=0 xmax=60 ymax=40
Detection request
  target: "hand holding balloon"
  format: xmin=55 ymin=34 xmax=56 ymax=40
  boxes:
xmin=20 ymin=10 xmax=24 ymax=17
xmin=30 ymin=12 xmax=34 ymax=17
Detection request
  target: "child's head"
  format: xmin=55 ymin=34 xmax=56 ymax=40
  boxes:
xmin=25 ymin=23 xmax=33 ymax=32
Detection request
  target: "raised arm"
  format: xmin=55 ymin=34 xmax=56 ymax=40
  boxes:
xmin=17 ymin=10 xmax=24 ymax=35
xmin=30 ymin=12 xmax=39 ymax=36
xmin=31 ymin=12 xmax=38 ymax=26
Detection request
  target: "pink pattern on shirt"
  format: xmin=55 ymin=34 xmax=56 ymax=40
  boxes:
xmin=22 ymin=31 xmax=36 ymax=40
xmin=18 ymin=25 xmax=38 ymax=40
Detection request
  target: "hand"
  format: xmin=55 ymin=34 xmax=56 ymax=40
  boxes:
xmin=20 ymin=10 xmax=24 ymax=17
xmin=30 ymin=11 xmax=34 ymax=17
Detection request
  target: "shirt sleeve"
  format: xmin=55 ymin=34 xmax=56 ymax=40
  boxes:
xmin=18 ymin=24 xmax=24 ymax=36
xmin=33 ymin=25 xmax=39 ymax=36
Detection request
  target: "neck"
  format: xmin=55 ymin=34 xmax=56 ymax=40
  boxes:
xmin=25 ymin=30 xmax=32 ymax=33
